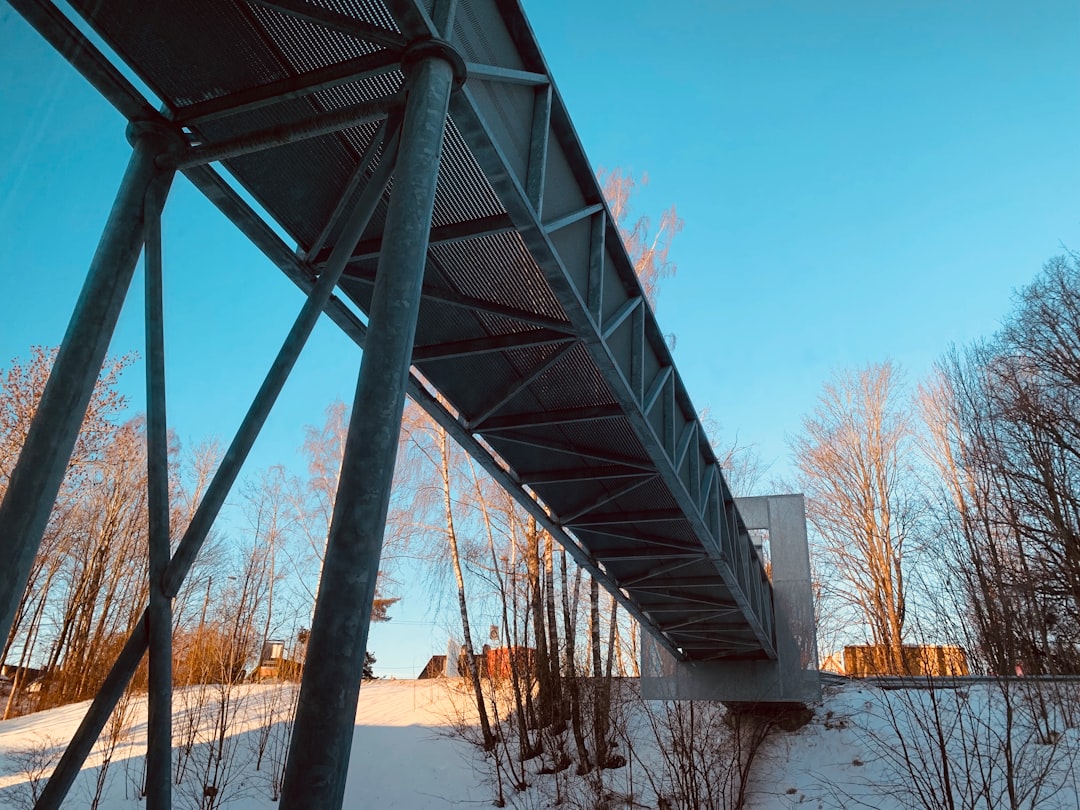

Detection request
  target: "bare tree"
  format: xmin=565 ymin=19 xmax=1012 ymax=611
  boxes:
xmin=0 ymin=348 xmax=134 ymax=713
xmin=291 ymin=401 xmax=405 ymax=614
xmin=400 ymin=402 xmax=495 ymax=749
xmin=792 ymin=362 xmax=918 ymax=673
xmin=598 ymin=168 xmax=683 ymax=308
xmin=45 ymin=418 xmax=154 ymax=705
xmin=921 ymin=256 xmax=1080 ymax=674
xmin=919 ymin=363 xmax=1037 ymax=674
xmin=241 ymin=465 xmax=301 ymax=664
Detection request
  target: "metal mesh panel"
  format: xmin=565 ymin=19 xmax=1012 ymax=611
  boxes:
xmin=432 ymin=232 xmax=564 ymax=321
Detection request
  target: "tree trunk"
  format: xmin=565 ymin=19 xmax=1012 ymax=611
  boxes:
xmin=474 ymin=470 xmax=535 ymax=764
xmin=439 ymin=429 xmax=494 ymax=750
xmin=560 ymin=549 xmax=590 ymax=773
xmin=543 ymin=533 xmax=565 ymax=732
xmin=526 ymin=516 xmax=553 ymax=729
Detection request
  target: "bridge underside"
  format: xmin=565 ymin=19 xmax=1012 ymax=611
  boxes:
xmin=0 ymin=0 xmax=818 ymax=807
xmin=41 ymin=0 xmax=777 ymax=661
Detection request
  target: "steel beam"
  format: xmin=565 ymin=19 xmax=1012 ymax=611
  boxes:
xmin=640 ymin=592 xmax=738 ymax=610
xmin=674 ymin=420 xmax=697 ymax=472
xmin=586 ymin=211 xmax=605 ymax=324
xmin=304 ymin=119 xmax=392 ymax=260
xmin=174 ymin=50 xmax=402 ymax=126
xmin=661 ymin=612 xmax=745 ymax=633
xmin=518 ymin=466 xmax=652 ymax=486
xmin=342 ymin=265 xmax=573 ymax=332
xmin=643 ymin=604 xmax=742 ymax=615
xmin=544 ymin=203 xmax=604 ymax=235
xmin=487 ymin=431 xmax=653 ymax=469
xmin=573 ymin=526 xmax=703 ymax=548
xmin=0 ymin=120 xmax=176 ymax=655
xmin=143 ymin=197 xmax=172 ymax=810
xmin=557 ymin=475 xmax=656 ymax=524
xmin=411 ymin=328 xmax=572 ymax=363
xmin=630 ymin=302 xmax=645 ymax=401
xmin=465 ymin=341 xmax=576 ymax=428
xmin=620 ymin=555 xmax=708 ymax=588
xmin=567 ymin=509 xmax=685 ymax=527
xmin=475 ymin=404 xmax=623 ymax=432
xmin=173 ymin=95 xmax=398 ymax=169
xmin=526 ymin=84 xmax=551 ymax=217
xmin=600 ymin=295 xmax=642 ymax=341
xmin=642 ymin=365 xmax=673 ymax=417
xmin=430 ymin=0 xmax=457 ymax=36
xmin=593 ymin=551 xmax=700 ymax=564
xmin=278 ymin=43 xmax=457 ymax=810
xmin=465 ymin=62 xmax=549 ymax=86
xmin=633 ymin=580 xmax=731 ymax=593
xmin=698 ymin=463 xmax=717 ymax=516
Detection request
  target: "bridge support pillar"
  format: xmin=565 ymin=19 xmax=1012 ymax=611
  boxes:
xmin=278 ymin=43 xmax=458 ymax=810
xmin=641 ymin=494 xmax=820 ymax=704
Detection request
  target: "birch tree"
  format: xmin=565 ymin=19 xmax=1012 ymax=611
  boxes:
xmin=792 ymin=361 xmax=917 ymax=673
xmin=400 ymin=402 xmax=495 ymax=749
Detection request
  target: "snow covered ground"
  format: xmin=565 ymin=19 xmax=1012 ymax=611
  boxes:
xmin=0 ymin=677 xmax=1077 ymax=809
xmin=0 ymin=682 xmax=487 ymax=809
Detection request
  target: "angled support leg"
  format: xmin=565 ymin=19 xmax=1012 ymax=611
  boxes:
xmin=0 ymin=120 xmax=177 ymax=651
xmin=279 ymin=40 xmax=462 ymax=810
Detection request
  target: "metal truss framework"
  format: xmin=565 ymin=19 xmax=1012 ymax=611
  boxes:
xmin=0 ymin=1 xmax=779 ymax=808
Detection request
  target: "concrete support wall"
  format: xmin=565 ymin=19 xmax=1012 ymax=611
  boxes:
xmin=640 ymin=494 xmax=820 ymax=703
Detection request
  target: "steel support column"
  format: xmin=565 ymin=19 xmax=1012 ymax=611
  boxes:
xmin=278 ymin=43 xmax=458 ymax=810
xmin=0 ymin=121 xmax=177 ymax=649
xmin=143 ymin=194 xmax=172 ymax=810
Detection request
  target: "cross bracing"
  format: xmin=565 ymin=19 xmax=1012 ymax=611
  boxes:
xmin=1 ymin=0 xmax=780 ymax=806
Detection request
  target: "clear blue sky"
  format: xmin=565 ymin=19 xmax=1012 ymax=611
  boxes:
xmin=1 ymin=1 xmax=1078 ymax=676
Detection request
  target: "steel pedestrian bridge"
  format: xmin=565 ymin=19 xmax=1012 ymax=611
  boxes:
xmin=0 ymin=1 xmax=787 ymax=807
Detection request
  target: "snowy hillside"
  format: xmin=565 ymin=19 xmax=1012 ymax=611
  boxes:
xmin=0 ymin=678 xmax=1077 ymax=809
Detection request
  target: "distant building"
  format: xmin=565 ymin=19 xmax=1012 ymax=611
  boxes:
xmin=254 ymin=639 xmax=302 ymax=681
xmin=819 ymin=652 xmax=845 ymax=675
xmin=843 ymin=645 xmax=969 ymax=677
xmin=483 ymin=646 xmax=536 ymax=680
xmin=0 ymin=663 xmax=46 ymax=683
xmin=418 ymin=655 xmax=449 ymax=680
xmin=418 ymin=645 xmax=536 ymax=680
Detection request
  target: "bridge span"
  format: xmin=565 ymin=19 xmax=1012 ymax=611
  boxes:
xmin=0 ymin=1 xmax=815 ymax=807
